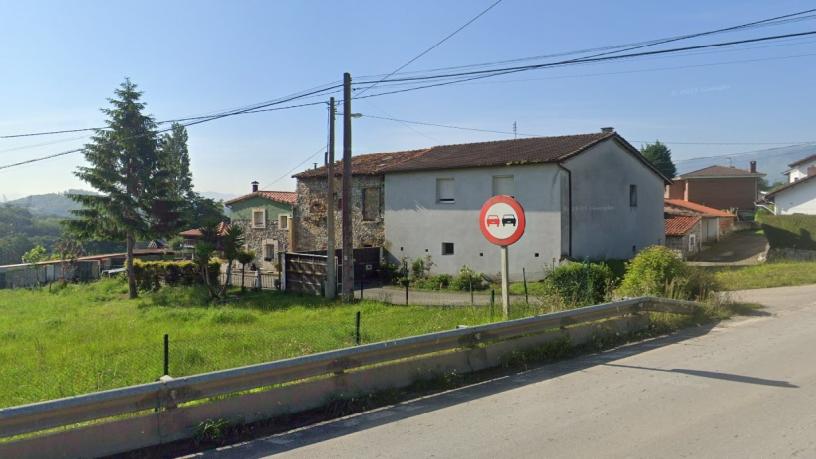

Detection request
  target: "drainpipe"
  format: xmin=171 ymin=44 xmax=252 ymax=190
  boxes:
xmin=557 ymin=164 xmax=573 ymax=259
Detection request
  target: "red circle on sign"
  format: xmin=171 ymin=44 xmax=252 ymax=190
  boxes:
xmin=479 ymin=195 xmax=526 ymax=246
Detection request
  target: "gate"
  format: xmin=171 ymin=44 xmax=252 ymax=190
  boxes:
xmin=282 ymin=252 xmax=334 ymax=295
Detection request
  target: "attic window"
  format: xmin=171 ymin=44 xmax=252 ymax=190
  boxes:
xmin=629 ymin=185 xmax=638 ymax=207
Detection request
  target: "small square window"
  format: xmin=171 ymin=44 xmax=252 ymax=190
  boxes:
xmin=436 ymin=178 xmax=455 ymax=204
xmin=492 ymin=175 xmax=515 ymax=196
xmin=252 ymin=209 xmax=266 ymax=228
xmin=629 ymin=184 xmax=638 ymax=207
xmin=441 ymin=242 xmax=454 ymax=255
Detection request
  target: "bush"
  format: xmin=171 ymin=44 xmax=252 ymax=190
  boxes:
xmin=544 ymin=262 xmax=614 ymax=306
xmin=133 ymin=259 xmax=221 ymax=291
xmin=617 ymin=246 xmax=718 ymax=301
xmin=758 ymin=214 xmax=816 ymax=250
xmin=413 ymin=274 xmax=453 ymax=290
xmin=450 ymin=265 xmax=488 ymax=291
xmin=618 ymin=246 xmax=687 ymax=298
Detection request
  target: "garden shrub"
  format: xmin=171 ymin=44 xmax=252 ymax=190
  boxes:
xmin=618 ymin=246 xmax=687 ymax=298
xmin=450 ymin=265 xmax=488 ymax=291
xmin=617 ymin=246 xmax=717 ymax=300
xmin=544 ymin=261 xmax=614 ymax=306
xmin=133 ymin=259 xmax=221 ymax=291
xmin=413 ymin=274 xmax=453 ymax=290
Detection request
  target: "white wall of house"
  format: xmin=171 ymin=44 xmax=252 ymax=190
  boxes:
xmin=384 ymin=164 xmax=564 ymax=281
xmin=562 ymin=140 xmax=666 ymax=260
xmin=788 ymin=159 xmax=816 ymax=183
xmin=773 ymin=179 xmax=816 ymax=215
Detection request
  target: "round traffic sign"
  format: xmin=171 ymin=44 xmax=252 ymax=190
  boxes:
xmin=479 ymin=195 xmax=526 ymax=246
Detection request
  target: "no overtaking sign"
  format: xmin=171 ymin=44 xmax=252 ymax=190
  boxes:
xmin=479 ymin=195 xmax=526 ymax=246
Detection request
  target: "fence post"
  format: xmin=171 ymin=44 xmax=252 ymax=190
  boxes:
xmin=405 ymin=282 xmax=409 ymax=305
xmin=490 ymin=289 xmax=495 ymax=319
xmin=469 ymin=279 xmax=474 ymax=305
xmin=523 ymin=267 xmax=529 ymax=304
xmin=355 ymin=311 xmax=361 ymax=345
xmin=360 ymin=276 xmax=364 ymax=300
xmin=163 ymin=334 xmax=169 ymax=376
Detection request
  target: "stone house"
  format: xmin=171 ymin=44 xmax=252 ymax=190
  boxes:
xmin=293 ymin=129 xmax=670 ymax=280
xmin=664 ymin=212 xmax=703 ymax=259
xmin=224 ymin=182 xmax=296 ymax=272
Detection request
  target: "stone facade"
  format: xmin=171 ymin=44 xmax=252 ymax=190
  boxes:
xmin=665 ymin=221 xmax=703 ymax=260
xmin=294 ymin=175 xmax=385 ymax=251
xmin=231 ymin=219 xmax=290 ymax=272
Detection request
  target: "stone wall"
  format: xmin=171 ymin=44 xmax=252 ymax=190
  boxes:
xmin=231 ymin=219 xmax=289 ymax=272
xmin=294 ymin=175 xmax=385 ymax=251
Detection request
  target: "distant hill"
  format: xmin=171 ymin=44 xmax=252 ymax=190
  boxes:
xmin=677 ymin=144 xmax=816 ymax=183
xmin=6 ymin=189 xmax=96 ymax=218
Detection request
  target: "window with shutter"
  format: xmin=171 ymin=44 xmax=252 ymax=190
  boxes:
xmin=492 ymin=175 xmax=515 ymax=196
xmin=436 ymin=178 xmax=455 ymax=203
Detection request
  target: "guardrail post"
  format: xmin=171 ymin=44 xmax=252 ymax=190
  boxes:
xmin=163 ymin=334 xmax=169 ymax=377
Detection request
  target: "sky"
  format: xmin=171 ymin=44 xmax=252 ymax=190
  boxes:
xmin=1 ymin=0 xmax=815 ymax=200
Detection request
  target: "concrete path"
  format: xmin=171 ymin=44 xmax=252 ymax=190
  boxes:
xmin=689 ymin=230 xmax=768 ymax=266
xmin=188 ymin=284 xmax=816 ymax=459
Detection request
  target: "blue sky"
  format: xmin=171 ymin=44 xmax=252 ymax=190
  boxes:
xmin=1 ymin=0 xmax=815 ymax=199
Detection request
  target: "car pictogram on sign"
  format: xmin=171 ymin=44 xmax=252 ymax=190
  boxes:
xmin=486 ymin=215 xmax=500 ymax=227
xmin=501 ymin=214 xmax=516 ymax=227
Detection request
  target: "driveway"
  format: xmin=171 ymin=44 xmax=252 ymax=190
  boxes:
xmin=190 ymin=284 xmax=816 ymax=458
xmin=689 ymin=230 xmax=768 ymax=266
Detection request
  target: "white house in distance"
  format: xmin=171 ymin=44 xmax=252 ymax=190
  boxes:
xmin=768 ymin=153 xmax=816 ymax=215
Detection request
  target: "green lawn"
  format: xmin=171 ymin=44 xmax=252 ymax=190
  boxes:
xmin=711 ymin=261 xmax=816 ymax=291
xmin=0 ymin=278 xmax=538 ymax=409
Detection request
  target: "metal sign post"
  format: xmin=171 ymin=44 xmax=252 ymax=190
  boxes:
xmin=479 ymin=195 xmax=526 ymax=319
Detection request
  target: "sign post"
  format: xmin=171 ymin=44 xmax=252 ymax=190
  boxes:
xmin=479 ymin=195 xmax=526 ymax=319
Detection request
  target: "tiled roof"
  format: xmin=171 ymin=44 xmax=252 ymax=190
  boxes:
xmin=665 ymin=214 xmax=701 ymax=237
xmin=664 ymin=199 xmax=734 ymax=218
xmin=179 ymin=222 xmax=229 ymax=238
xmin=678 ymin=165 xmax=763 ymax=179
xmin=766 ymin=174 xmax=816 ymax=198
xmin=224 ymin=191 xmax=296 ymax=206
xmin=294 ymin=132 xmax=671 ymax=182
xmin=294 ymin=150 xmax=428 ymax=178
xmin=788 ymin=153 xmax=816 ymax=168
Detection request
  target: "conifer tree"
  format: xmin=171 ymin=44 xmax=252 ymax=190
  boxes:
xmin=68 ymin=79 xmax=183 ymax=298
xmin=640 ymin=141 xmax=677 ymax=179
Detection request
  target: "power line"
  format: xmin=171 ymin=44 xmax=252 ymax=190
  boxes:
xmin=260 ymin=144 xmax=328 ymax=189
xmin=354 ymin=0 xmax=504 ymax=97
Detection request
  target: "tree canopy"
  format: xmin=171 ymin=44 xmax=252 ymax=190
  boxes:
xmin=640 ymin=141 xmax=677 ymax=179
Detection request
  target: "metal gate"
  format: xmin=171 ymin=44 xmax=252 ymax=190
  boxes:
xmin=282 ymin=252 xmax=335 ymax=295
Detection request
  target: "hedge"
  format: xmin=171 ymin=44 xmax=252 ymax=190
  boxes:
xmin=133 ymin=259 xmax=221 ymax=291
xmin=758 ymin=214 xmax=816 ymax=250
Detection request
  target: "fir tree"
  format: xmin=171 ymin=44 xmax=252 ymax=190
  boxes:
xmin=67 ymin=79 xmax=183 ymax=298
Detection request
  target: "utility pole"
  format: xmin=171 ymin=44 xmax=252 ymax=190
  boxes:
xmin=325 ymin=97 xmax=337 ymax=299
xmin=341 ymin=73 xmax=354 ymax=302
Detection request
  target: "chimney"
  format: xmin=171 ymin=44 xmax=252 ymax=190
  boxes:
xmin=251 ymin=181 xmax=259 ymax=193
xmin=750 ymin=161 xmax=757 ymax=174
xmin=601 ymin=127 xmax=614 ymax=133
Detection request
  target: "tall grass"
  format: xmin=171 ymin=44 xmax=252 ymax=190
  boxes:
xmin=0 ymin=278 xmax=521 ymax=408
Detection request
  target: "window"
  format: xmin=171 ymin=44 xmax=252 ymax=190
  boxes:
xmin=263 ymin=240 xmax=276 ymax=261
xmin=252 ymin=209 xmax=266 ymax=228
xmin=362 ymin=187 xmax=382 ymax=221
xmin=441 ymin=242 xmax=454 ymax=255
xmin=436 ymin=178 xmax=455 ymax=203
xmin=278 ymin=214 xmax=290 ymax=230
xmin=629 ymin=184 xmax=638 ymax=207
xmin=492 ymin=175 xmax=515 ymax=196
xmin=688 ymin=234 xmax=696 ymax=251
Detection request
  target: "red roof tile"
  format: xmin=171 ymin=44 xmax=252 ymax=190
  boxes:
xmin=664 ymin=199 xmax=734 ymax=218
xmin=293 ymin=150 xmax=429 ymax=178
xmin=665 ymin=214 xmax=701 ymax=237
xmin=224 ymin=191 xmax=296 ymax=206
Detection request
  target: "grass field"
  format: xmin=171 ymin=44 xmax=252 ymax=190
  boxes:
xmin=0 ymin=278 xmax=551 ymax=409
xmin=710 ymin=261 xmax=816 ymax=291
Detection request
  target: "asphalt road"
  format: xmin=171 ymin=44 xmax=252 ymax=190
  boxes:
xmin=190 ymin=284 xmax=816 ymax=459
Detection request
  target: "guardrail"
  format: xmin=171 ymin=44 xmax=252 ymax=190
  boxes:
xmin=0 ymin=297 xmax=698 ymax=458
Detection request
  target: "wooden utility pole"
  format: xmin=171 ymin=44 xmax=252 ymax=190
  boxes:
xmin=341 ymin=73 xmax=354 ymax=302
xmin=325 ymin=97 xmax=337 ymax=299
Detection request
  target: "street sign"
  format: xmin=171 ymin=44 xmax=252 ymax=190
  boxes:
xmin=479 ymin=195 xmax=526 ymax=246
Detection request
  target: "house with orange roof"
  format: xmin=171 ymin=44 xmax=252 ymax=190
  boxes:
xmin=664 ymin=198 xmax=736 ymax=242
xmin=664 ymin=213 xmax=702 ymax=259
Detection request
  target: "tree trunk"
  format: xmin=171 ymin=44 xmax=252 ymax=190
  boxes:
xmin=126 ymin=232 xmax=138 ymax=299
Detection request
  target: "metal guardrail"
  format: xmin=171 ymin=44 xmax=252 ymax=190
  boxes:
xmin=0 ymin=296 xmax=698 ymax=455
